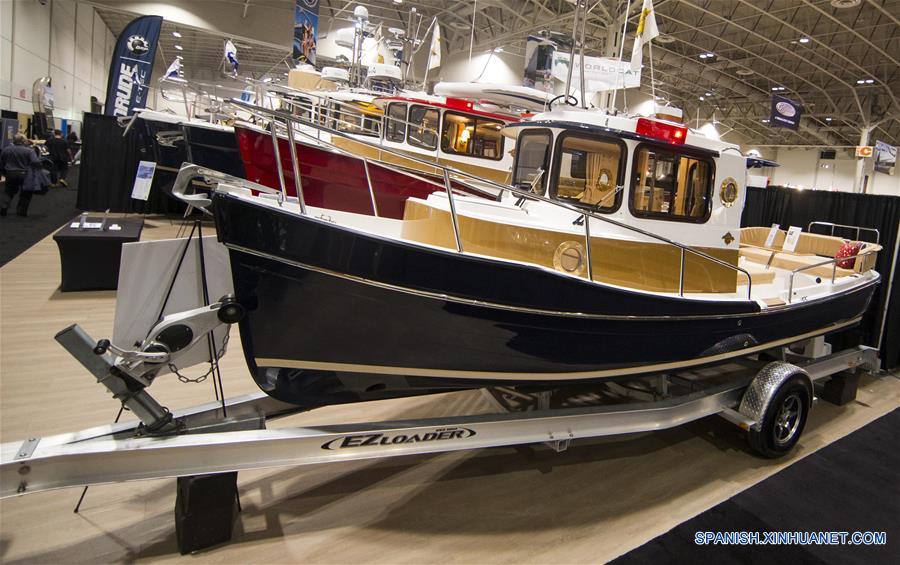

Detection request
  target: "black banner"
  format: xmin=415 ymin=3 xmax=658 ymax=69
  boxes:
xmin=104 ymin=15 xmax=162 ymax=117
xmin=769 ymin=95 xmax=802 ymax=130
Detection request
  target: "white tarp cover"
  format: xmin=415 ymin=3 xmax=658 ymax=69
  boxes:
xmin=114 ymin=235 xmax=233 ymax=374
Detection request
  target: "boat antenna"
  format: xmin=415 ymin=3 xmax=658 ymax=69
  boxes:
xmin=468 ymin=0 xmax=478 ymax=65
xmin=403 ymin=8 xmax=423 ymax=84
xmin=610 ymin=3 xmax=629 ymax=113
xmin=578 ymin=0 xmax=589 ymax=108
xmin=562 ymin=0 xmax=583 ymax=104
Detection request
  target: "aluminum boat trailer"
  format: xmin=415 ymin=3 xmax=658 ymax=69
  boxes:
xmin=0 ymin=322 xmax=880 ymax=552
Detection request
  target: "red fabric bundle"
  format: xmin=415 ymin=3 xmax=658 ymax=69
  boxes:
xmin=835 ymin=241 xmax=862 ymax=269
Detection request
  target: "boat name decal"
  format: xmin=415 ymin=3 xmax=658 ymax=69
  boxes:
xmin=321 ymin=427 xmax=476 ymax=450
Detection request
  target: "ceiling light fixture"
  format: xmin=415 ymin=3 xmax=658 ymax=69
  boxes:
xmin=830 ymin=0 xmax=861 ymax=8
xmin=825 ymin=117 xmax=832 ymax=121
xmin=174 ymin=45 xmax=183 ymax=51
xmin=656 ymin=34 xmax=676 ymax=44
xmin=392 ymin=0 xmax=403 ymax=4
xmin=172 ymin=31 xmax=182 ymax=38
xmin=798 ymin=37 xmax=810 ymax=43
xmin=736 ymin=69 xmax=754 ymax=76
xmin=864 ymin=79 xmax=874 ymax=84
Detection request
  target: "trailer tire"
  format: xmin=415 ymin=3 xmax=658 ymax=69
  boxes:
xmin=747 ymin=374 xmax=810 ymax=458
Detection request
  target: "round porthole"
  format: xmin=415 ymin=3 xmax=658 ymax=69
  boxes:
xmin=553 ymin=241 xmax=586 ymax=275
xmin=720 ymin=177 xmax=739 ymax=207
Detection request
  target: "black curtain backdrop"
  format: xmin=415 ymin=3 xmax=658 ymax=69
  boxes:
xmin=742 ymin=186 xmax=900 ymax=369
xmin=76 ymin=113 xmax=184 ymax=214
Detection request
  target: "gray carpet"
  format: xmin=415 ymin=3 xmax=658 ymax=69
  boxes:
xmin=0 ymin=177 xmax=80 ymax=267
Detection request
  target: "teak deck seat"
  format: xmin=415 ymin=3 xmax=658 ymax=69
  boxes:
xmin=738 ymin=227 xmax=880 ymax=277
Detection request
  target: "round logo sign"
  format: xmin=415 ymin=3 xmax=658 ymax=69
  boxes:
xmin=126 ymin=35 xmax=150 ymax=55
xmin=775 ymin=101 xmax=796 ymax=117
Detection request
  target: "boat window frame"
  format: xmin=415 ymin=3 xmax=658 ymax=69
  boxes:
xmin=439 ymin=110 xmax=506 ymax=162
xmin=627 ymin=142 xmax=716 ymax=224
xmin=549 ymin=129 xmax=628 ymax=214
xmin=385 ymin=102 xmax=408 ymax=143
xmin=333 ymin=103 xmax=381 ymax=138
xmin=406 ymin=104 xmax=440 ymax=150
xmin=511 ymin=128 xmax=554 ymax=195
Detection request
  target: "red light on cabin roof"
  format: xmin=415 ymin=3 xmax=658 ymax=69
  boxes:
xmin=636 ymin=118 xmax=687 ymax=145
xmin=445 ymin=97 xmax=474 ymax=111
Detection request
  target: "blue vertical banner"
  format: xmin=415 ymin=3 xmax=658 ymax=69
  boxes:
xmin=292 ymin=0 xmax=319 ymax=65
xmin=104 ymin=15 xmax=163 ymax=117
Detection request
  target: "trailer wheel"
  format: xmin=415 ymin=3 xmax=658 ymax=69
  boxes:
xmin=747 ymin=374 xmax=810 ymax=458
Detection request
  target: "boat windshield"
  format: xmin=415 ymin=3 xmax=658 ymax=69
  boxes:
xmin=552 ymin=132 xmax=624 ymax=212
xmin=512 ymin=129 xmax=552 ymax=193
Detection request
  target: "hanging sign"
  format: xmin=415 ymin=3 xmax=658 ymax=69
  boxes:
xmin=874 ymin=140 xmax=896 ymax=175
xmin=292 ymin=0 xmax=320 ymax=65
xmin=769 ymin=95 xmax=802 ymax=130
xmin=104 ymin=16 xmax=162 ymax=117
xmin=855 ymin=146 xmax=874 ymax=158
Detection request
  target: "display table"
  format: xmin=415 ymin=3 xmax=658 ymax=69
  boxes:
xmin=53 ymin=217 xmax=144 ymax=291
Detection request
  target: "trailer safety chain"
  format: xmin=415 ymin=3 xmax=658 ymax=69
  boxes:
xmin=170 ymin=331 xmax=230 ymax=384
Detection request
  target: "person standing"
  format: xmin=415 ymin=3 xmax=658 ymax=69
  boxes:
xmin=0 ymin=134 xmax=42 ymax=217
xmin=46 ymin=129 xmax=70 ymax=187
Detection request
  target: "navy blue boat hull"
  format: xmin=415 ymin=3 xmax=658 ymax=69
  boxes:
xmin=213 ymin=193 xmax=878 ymax=409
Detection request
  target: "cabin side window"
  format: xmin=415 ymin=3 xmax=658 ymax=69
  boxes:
xmin=552 ymin=132 xmax=624 ymax=212
xmin=286 ymin=95 xmax=313 ymax=120
xmin=385 ymin=103 xmax=407 ymax=143
xmin=334 ymin=104 xmax=381 ymax=138
xmin=630 ymin=146 xmax=713 ymax=222
xmin=440 ymin=112 xmax=505 ymax=161
xmin=407 ymin=105 xmax=439 ymax=150
xmin=511 ymin=129 xmax=552 ymax=193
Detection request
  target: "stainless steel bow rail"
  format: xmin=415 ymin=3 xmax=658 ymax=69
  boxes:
xmin=1 ymin=341 xmax=879 ymax=500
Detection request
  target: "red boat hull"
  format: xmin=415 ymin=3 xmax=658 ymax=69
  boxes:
xmin=236 ymin=125 xmax=457 ymax=219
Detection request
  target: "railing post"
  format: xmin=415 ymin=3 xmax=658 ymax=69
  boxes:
xmin=268 ymin=119 xmax=289 ymax=203
xmin=443 ymin=169 xmax=463 ymax=253
xmin=284 ymin=119 xmax=307 ymax=214
xmin=679 ymin=249 xmax=685 ymax=297
xmin=583 ymin=214 xmax=593 ymax=281
xmin=362 ymin=159 xmax=379 ymax=217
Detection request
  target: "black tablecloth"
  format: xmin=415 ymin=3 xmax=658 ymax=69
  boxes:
xmin=53 ymin=217 xmax=144 ymax=291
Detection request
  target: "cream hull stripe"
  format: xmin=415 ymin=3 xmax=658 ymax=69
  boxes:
xmin=255 ymin=317 xmax=861 ymax=381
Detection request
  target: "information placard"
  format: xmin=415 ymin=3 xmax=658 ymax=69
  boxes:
xmin=783 ymin=226 xmax=803 ymax=252
xmin=764 ymin=224 xmax=780 ymax=248
xmin=131 ymin=161 xmax=156 ymax=201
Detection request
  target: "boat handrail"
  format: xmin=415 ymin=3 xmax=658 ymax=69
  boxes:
xmin=225 ymin=97 xmax=753 ymax=300
xmin=787 ymin=257 xmax=844 ymax=303
xmin=807 ymin=221 xmax=880 ymax=245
